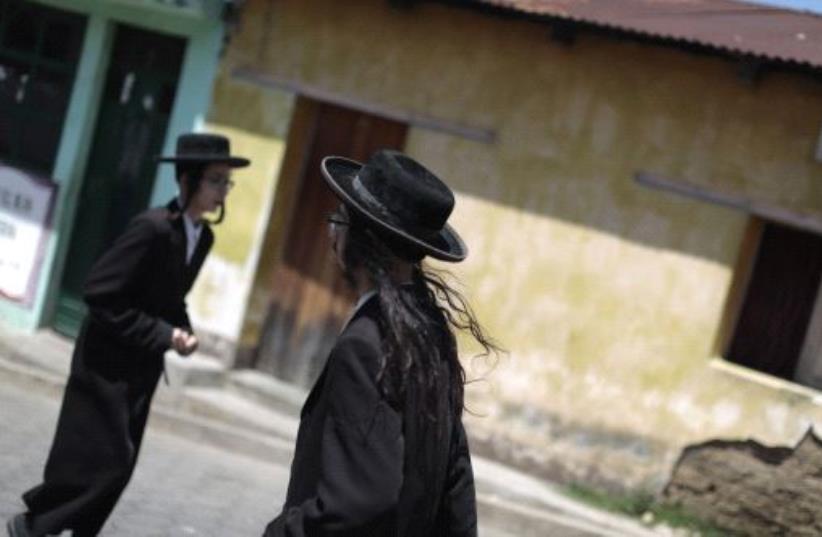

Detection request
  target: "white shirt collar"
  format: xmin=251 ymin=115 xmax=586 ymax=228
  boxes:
xmin=178 ymin=197 xmax=202 ymax=264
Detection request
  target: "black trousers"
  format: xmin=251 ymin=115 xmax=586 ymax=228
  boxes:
xmin=22 ymin=338 xmax=163 ymax=537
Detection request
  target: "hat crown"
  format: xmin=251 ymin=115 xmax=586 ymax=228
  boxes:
xmin=320 ymin=149 xmax=466 ymax=262
xmin=176 ymin=133 xmax=231 ymax=157
xmin=157 ymin=132 xmax=250 ymax=168
xmin=355 ymin=150 xmax=454 ymax=237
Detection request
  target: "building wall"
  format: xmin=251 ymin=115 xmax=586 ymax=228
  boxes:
xmin=224 ymin=0 xmax=822 ymax=488
xmin=184 ymin=70 xmax=294 ymax=356
xmin=0 ymin=0 xmax=226 ymax=333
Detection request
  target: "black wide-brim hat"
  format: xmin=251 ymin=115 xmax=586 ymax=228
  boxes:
xmin=321 ymin=149 xmax=467 ymax=262
xmin=157 ymin=133 xmax=250 ymax=168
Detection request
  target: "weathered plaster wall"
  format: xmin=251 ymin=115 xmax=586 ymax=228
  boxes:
xmin=225 ymin=0 xmax=822 ymax=487
xmin=185 ymin=70 xmax=294 ymax=356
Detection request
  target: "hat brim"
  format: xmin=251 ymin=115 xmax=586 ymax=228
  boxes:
xmin=320 ymin=156 xmax=467 ymax=263
xmin=156 ymin=155 xmax=251 ymax=168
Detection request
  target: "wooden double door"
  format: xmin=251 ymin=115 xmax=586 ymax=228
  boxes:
xmin=252 ymin=101 xmax=407 ymax=388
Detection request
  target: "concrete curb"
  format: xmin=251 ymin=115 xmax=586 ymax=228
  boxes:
xmin=0 ymin=355 xmax=297 ymax=466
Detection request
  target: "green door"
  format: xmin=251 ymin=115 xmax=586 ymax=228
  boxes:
xmin=53 ymin=25 xmax=185 ymax=337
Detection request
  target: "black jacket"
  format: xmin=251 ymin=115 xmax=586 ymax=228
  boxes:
xmin=22 ymin=199 xmax=213 ymax=536
xmin=264 ymin=297 xmax=477 ymax=537
xmin=83 ymin=199 xmax=213 ymax=359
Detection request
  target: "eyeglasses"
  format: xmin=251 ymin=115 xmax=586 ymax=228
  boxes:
xmin=205 ymin=176 xmax=235 ymax=191
xmin=326 ymin=212 xmax=349 ymax=228
xmin=326 ymin=210 xmax=349 ymax=237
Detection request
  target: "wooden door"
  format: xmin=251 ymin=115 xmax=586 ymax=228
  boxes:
xmin=54 ymin=25 xmax=185 ymax=337
xmin=253 ymin=102 xmax=407 ymax=388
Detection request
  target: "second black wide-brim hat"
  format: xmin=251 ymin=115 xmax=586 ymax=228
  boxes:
xmin=320 ymin=149 xmax=467 ymax=262
xmin=157 ymin=133 xmax=250 ymax=168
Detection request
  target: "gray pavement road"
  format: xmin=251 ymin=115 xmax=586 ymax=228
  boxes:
xmin=0 ymin=379 xmax=286 ymax=536
xmin=0 ymin=379 xmax=521 ymax=537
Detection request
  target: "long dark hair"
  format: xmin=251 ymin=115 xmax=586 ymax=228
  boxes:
xmin=172 ymin=162 xmax=226 ymax=224
xmin=340 ymin=211 xmax=500 ymax=423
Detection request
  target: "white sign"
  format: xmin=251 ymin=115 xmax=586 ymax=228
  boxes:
xmin=0 ymin=164 xmax=57 ymax=306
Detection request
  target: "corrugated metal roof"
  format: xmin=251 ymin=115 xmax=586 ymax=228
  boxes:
xmin=467 ymin=0 xmax=822 ymax=69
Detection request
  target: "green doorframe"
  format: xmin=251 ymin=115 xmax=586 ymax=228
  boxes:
xmin=0 ymin=0 xmax=226 ymax=331
xmin=150 ymin=19 xmax=225 ymax=206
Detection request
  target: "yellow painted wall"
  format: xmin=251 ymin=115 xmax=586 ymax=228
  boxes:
xmin=225 ymin=0 xmax=822 ymax=484
xmin=186 ymin=70 xmax=295 ymax=343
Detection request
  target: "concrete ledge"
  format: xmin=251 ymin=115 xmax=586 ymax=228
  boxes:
xmin=478 ymin=493 xmax=626 ymax=537
xmin=164 ymin=352 xmax=227 ymax=388
xmin=157 ymin=385 xmax=299 ymax=442
xmin=147 ymin=406 xmax=296 ymax=466
xmin=226 ymin=369 xmax=307 ymax=416
xmin=0 ymin=328 xmax=71 ymax=377
xmin=0 ymin=356 xmax=66 ymax=400
xmin=474 ymin=457 xmax=660 ymax=537
xmin=0 ymin=355 xmax=297 ymax=465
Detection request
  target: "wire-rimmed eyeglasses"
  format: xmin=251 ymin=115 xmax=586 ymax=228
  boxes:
xmin=326 ymin=212 xmax=349 ymax=228
xmin=204 ymin=176 xmax=236 ymax=191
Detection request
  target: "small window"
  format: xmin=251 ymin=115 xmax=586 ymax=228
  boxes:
xmin=0 ymin=0 xmax=86 ymax=175
xmin=725 ymin=220 xmax=822 ymax=387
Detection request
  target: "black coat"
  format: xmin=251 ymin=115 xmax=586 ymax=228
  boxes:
xmin=81 ymin=199 xmax=212 ymax=357
xmin=264 ymin=297 xmax=477 ymax=537
xmin=23 ymin=199 xmax=212 ymax=536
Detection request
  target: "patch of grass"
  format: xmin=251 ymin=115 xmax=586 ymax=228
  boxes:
xmin=566 ymin=483 xmax=654 ymax=517
xmin=565 ymin=483 xmax=734 ymax=537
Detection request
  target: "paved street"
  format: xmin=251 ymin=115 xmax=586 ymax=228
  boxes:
xmin=0 ymin=378 xmax=526 ymax=537
xmin=0 ymin=379 xmax=288 ymax=536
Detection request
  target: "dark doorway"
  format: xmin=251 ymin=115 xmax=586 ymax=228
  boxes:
xmin=53 ymin=25 xmax=185 ymax=337
xmin=727 ymin=221 xmax=822 ymax=380
xmin=252 ymin=101 xmax=407 ymax=388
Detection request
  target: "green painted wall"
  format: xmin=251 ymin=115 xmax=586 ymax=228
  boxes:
xmin=225 ymin=0 xmax=822 ymax=479
xmin=0 ymin=11 xmax=111 ymax=330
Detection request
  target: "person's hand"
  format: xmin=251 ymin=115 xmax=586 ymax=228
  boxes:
xmin=181 ymin=333 xmax=198 ymax=356
xmin=171 ymin=328 xmax=197 ymax=356
xmin=171 ymin=328 xmax=187 ymax=353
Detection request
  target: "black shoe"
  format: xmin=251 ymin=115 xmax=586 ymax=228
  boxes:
xmin=6 ymin=514 xmax=31 ymax=537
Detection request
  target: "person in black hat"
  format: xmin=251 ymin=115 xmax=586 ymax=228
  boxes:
xmin=7 ymin=133 xmax=250 ymax=537
xmin=263 ymin=150 xmax=500 ymax=537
